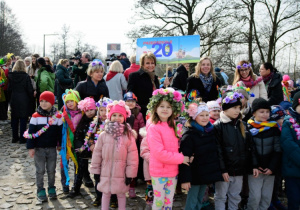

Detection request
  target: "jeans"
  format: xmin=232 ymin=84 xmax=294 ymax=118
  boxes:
xmin=185 ymin=184 xmax=207 ymax=210
xmin=285 ymin=177 xmax=300 ymax=210
xmin=34 ymin=147 xmax=57 ymax=192
xmin=11 ymin=117 xmax=27 ymax=140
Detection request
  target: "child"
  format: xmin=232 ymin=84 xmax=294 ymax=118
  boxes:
xmin=124 ymin=91 xmax=145 ymax=198
xmin=68 ymin=97 xmax=97 ymax=198
xmin=90 ymin=100 xmax=139 ymax=210
xmin=213 ymin=91 xmax=259 ymax=210
xmin=282 ymin=75 xmax=294 ymax=102
xmin=180 ymin=101 xmax=223 ymax=209
xmin=0 ymin=57 xmax=7 ymax=125
xmin=146 ymin=88 xmax=190 ymax=209
xmin=233 ymin=82 xmax=253 ymax=122
xmin=207 ymin=100 xmax=221 ymax=124
xmin=280 ymin=91 xmax=300 ymax=210
xmin=59 ymin=89 xmax=83 ymax=194
xmin=270 ymin=105 xmax=287 ymax=129
xmin=25 ymin=91 xmax=63 ymax=202
xmin=247 ymin=98 xmax=281 ymax=210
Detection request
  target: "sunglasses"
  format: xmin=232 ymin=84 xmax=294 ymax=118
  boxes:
xmin=45 ymin=60 xmax=49 ymax=62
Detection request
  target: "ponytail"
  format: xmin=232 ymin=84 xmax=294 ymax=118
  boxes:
xmin=263 ymin=62 xmax=278 ymax=73
xmin=239 ymin=120 xmax=246 ymax=139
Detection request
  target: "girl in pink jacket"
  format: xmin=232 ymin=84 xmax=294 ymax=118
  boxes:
xmin=90 ymin=100 xmax=139 ymax=210
xmin=147 ymin=88 xmax=190 ymax=209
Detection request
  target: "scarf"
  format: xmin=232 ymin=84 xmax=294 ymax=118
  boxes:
xmin=142 ymin=68 xmax=156 ymax=90
xmin=240 ymin=76 xmax=263 ymax=88
xmin=248 ymin=118 xmax=278 ymax=136
xmin=37 ymin=106 xmax=57 ymax=117
xmin=191 ymin=120 xmax=213 ymax=133
xmin=105 ymin=121 xmax=126 ymax=151
xmin=106 ymin=71 xmax=118 ymax=81
xmin=199 ymin=73 xmax=213 ymax=92
xmin=263 ymin=72 xmax=274 ymax=84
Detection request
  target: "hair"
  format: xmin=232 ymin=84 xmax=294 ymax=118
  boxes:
xmin=263 ymin=62 xmax=278 ymax=73
xmin=24 ymin=57 xmax=31 ymax=63
xmin=15 ymin=56 xmax=21 ymax=60
xmin=44 ymin=57 xmax=53 ymax=67
xmin=30 ymin=54 xmax=39 ymax=71
xmin=109 ymin=60 xmax=123 ymax=73
xmin=239 ymin=118 xmax=246 ymax=139
xmin=140 ymin=52 xmax=156 ymax=68
xmin=193 ymin=57 xmax=216 ymax=81
xmin=82 ymin=52 xmax=91 ymax=61
xmin=129 ymin=54 xmax=136 ymax=64
xmin=87 ymin=62 xmax=104 ymax=76
xmin=232 ymin=60 xmax=255 ymax=85
xmin=60 ymin=59 xmax=69 ymax=66
xmin=167 ymin=66 xmax=172 ymax=71
xmin=37 ymin=57 xmax=53 ymax=72
xmin=12 ymin=60 xmax=26 ymax=72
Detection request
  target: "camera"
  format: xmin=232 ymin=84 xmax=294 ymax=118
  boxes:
xmin=105 ymin=54 xmax=120 ymax=62
xmin=70 ymin=51 xmax=82 ymax=66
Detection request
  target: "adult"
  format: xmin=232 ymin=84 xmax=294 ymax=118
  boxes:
xmin=24 ymin=57 xmax=31 ymax=68
xmin=75 ymin=60 xmax=109 ymax=102
xmin=186 ymin=57 xmax=221 ymax=102
xmin=171 ymin=63 xmax=189 ymax=91
xmin=220 ymin=69 xmax=229 ymax=85
xmin=232 ymin=60 xmax=267 ymax=105
xmin=104 ymin=60 xmax=127 ymax=100
xmin=73 ymin=52 xmax=90 ymax=87
xmin=214 ymin=67 xmax=226 ymax=86
xmin=56 ymin=59 xmax=73 ymax=110
xmin=8 ymin=60 xmax=33 ymax=144
xmin=27 ymin=54 xmax=39 ymax=112
xmin=124 ymin=54 xmax=140 ymax=81
xmin=44 ymin=56 xmax=53 ymax=68
xmin=259 ymin=63 xmax=283 ymax=106
xmin=119 ymin=52 xmax=131 ymax=71
xmin=127 ymin=52 xmax=160 ymax=120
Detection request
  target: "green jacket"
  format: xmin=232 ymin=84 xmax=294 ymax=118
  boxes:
xmin=72 ymin=62 xmax=89 ymax=87
xmin=35 ymin=67 xmax=55 ymax=93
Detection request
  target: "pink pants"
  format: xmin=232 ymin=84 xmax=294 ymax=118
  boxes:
xmin=101 ymin=192 xmax=126 ymax=210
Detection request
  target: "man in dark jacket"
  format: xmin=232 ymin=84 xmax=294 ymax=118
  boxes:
xmin=119 ymin=52 xmax=131 ymax=71
xmin=171 ymin=63 xmax=189 ymax=91
xmin=72 ymin=52 xmax=90 ymax=87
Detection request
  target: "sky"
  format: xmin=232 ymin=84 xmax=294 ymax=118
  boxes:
xmin=7 ymin=0 xmax=137 ymax=58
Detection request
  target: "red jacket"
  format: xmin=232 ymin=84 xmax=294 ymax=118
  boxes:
xmin=124 ymin=63 xmax=140 ymax=81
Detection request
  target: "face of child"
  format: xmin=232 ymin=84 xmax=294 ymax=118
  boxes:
xmin=277 ymin=118 xmax=284 ymax=127
xmin=253 ymin=109 xmax=270 ymax=122
xmin=125 ymin=100 xmax=136 ymax=109
xmin=99 ymin=107 xmax=107 ymax=120
xmin=40 ymin=100 xmax=52 ymax=112
xmin=110 ymin=113 xmax=125 ymax=124
xmin=66 ymin=100 xmax=77 ymax=110
xmin=224 ymin=105 xmax=241 ymax=119
xmin=195 ymin=111 xmax=210 ymax=127
xmin=210 ymin=110 xmax=220 ymax=120
xmin=296 ymin=105 xmax=300 ymax=114
xmin=85 ymin=109 xmax=96 ymax=118
xmin=156 ymin=100 xmax=172 ymax=122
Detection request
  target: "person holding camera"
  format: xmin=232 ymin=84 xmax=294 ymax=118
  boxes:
xmin=120 ymin=52 xmax=130 ymax=71
xmin=72 ymin=52 xmax=90 ymax=87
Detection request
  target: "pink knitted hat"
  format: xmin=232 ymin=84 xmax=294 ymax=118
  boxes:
xmin=77 ymin=97 xmax=97 ymax=112
xmin=107 ymin=100 xmax=131 ymax=120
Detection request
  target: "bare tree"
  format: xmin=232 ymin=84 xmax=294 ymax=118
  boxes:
xmin=60 ymin=24 xmax=70 ymax=58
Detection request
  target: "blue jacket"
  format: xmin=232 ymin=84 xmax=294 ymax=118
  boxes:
xmin=280 ymin=114 xmax=300 ymax=178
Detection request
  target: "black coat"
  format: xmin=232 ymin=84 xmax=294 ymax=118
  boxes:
xmin=75 ymin=77 xmax=109 ymax=102
xmin=8 ymin=72 xmax=33 ymax=118
xmin=186 ymin=75 xmax=221 ymax=102
xmin=171 ymin=65 xmax=189 ymax=91
xmin=179 ymin=126 xmax=223 ymax=185
xmin=127 ymin=68 xmax=159 ymax=119
xmin=56 ymin=64 xmax=73 ymax=109
xmin=215 ymin=72 xmax=226 ymax=86
xmin=267 ymin=72 xmax=283 ymax=106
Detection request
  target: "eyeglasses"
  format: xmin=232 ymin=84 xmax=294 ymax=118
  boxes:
xmin=239 ymin=69 xmax=249 ymax=73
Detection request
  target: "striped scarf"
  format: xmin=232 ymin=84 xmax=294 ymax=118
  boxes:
xmin=248 ymin=119 xmax=278 ymax=136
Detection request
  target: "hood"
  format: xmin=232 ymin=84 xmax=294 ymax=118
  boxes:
xmin=8 ymin=72 xmax=28 ymax=84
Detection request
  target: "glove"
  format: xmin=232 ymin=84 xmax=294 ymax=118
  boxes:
xmin=125 ymin=177 xmax=133 ymax=185
xmin=94 ymin=174 xmax=100 ymax=183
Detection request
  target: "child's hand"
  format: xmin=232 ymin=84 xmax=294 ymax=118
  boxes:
xmin=222 ymin=173 xmax=230 ymax=182
xmin=181 ymin=182 xmax=191 ymax=192
xmin=28 ymin=149 xmax=35 ymax=158
xmin=262 ymin=168 xmax=272 ymax=175
xmin=90 ymin=144 xmax=95 ymax=152
xmin=253 ymin=169 xmax=259 ymax=178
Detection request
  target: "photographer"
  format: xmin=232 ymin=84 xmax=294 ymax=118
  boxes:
xmin=119 ymin=52 xmax=130 ymax=71
xmin=72 ymin=52 xmax=90 ymax=86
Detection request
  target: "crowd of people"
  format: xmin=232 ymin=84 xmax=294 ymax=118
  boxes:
xmin=0 ymin=51 xmax=299 ymax=210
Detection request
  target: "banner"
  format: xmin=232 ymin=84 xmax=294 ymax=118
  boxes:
xmin=107 ymin=43 xmax=121 ymax=56
xmin=136 ymin=35 xmax=200 ymax=64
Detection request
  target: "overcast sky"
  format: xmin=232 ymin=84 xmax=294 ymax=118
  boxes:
xmin=8 ymin=0 xmax=136 ymax=57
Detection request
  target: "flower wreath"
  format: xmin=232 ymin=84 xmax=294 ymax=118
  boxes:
xmin=222 ymin=92 xmax=244 ymax=104
xmin=289 ymin=118 xmax=300 ymax=140
xmin=107 ymin=100 xmax=131 ymax=118
xmin=23 ymin=111 xmax=62 ymax=139
xmin=96 ymin=97 xmax=113 ymax=108
xmin=233 ymin=83 xmax=255 ymax=97
xmin=147 ymin=88 xmax=184 ymax=116
xmin=237 ymin=63 xmax=251 ymax=69
xmin=91 ymin=59 xmax=105 ymax=68
xmin=182 ymin=101 xmax=209 ymax=120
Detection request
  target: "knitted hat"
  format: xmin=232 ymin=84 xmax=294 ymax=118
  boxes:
xmin=77 ymin=97 xmax=97 ymax=112
xmin=221 ymin=91 xmax=243 ymax=111
xmin=207 ymin=101 xmax=221 ymax=112
xmin=251 ymin=98 xmax=271 ymax=114
xmin=124 ymin=92 xmax=138 ymax=101
xmin=63 ymin=89 xmax=81 ymax=104
xmin=270 ymin=105 xmax=286 ymax=121
xmin=186 ymin=102 xmax=209 ymax=120
xmin=292 ymin=91 xmax=300 ymax=110
xmin=39 ymin=91 xmax=55 ymax=105
xmin=279 ymin=101 xmax=292 ymax=110
xmin=107 ymin=100 xmax=131 ymax=120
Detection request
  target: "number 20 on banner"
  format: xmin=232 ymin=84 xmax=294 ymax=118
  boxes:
xmin=152 ymin=43 xmax=173 ymax=57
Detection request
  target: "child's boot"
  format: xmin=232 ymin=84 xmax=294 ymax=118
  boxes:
xmin=67 ymin=186 xmax=81 ymax=198
xmin=37 ymin=188 xmax=48 ymax=202
xmin=145 ymin=183 xmax=153 ymax=204
xmin=47 ymin=187 xmax=57 ymax=199
xmin=110 ymin=194 xmax=118 ymax=208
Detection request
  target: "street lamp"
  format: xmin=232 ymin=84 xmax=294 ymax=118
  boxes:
xmin=43 ymin=34 xmax=59 ymax=57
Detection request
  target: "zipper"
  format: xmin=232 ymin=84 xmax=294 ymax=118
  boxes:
xmin=110 ymin=137 xmax=116 ymax=192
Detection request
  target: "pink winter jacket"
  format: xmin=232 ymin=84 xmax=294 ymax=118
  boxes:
xmin=147 ymin=122 xmax=184 ymax=177
xmin=90 ymin=130 xmax=139 ymax=194
xmin=140 ymin=127 xmax=151 ymax=181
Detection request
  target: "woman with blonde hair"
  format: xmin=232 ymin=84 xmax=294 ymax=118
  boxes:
xmin=8 ymin=60 xmax=33 ymax=143
xmin=185 ymin=57 xmax=221 ymax=102
xmin=104 ymin=60 xmax=127 ymax=100
xmin=44 ymin=56 xmax=53 ymax=67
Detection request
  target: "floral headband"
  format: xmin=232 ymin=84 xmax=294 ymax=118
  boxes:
xmin=96 ymin=97 xmax=113 ymax=108
xmin=234 ymin=83 xmax=255 ymax=97
xmin=237 ymin=63 xmax=251 ymax=69
xmin=186 ymin=102 xmax=209 ymax=120
xmin=107 ymin=100 xmax=131 ymax=118
xmin=222 ymin=92 xmax=244 ymax=104
xmin=91 ymin=59 xmax=104 ymax=67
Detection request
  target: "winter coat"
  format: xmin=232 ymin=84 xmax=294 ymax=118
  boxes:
xmin=104 ymin=73 xmax=127 ymax=100
xmin=214 ymin=112 xmax=258 ymax=176
xmin=8 ymin=72 xmax=33 ymax=118
xmin=35 ymin=67 xmax=55 ymax=94
xmin=90 ymin=129 xmax=139 ymax=194
xmin=171 ymin=64 xmax=189 ymax=91
xmin=267 ymin=72 xmax=283 ymax=106
xmin=72 ymin=62 xmax=89 ymax=87
xmin=124 ymin=63 xmax=140 ymax=81
xmin=147 ymin=122 xmax=184 ymax=177
xmin=179 ymin=126 xmax=223 ymax=185
xmin=56 ymin=64 xmax=73 ymax=109
xmin=140 ymin=127 xmax=151 ymax=181
xmin=0 ymin=68 xmax=7 ymax=102
xmin=247 ymin=120 xmax=281 ymax=174
xmin=120 ymin=58 xmax=131 ymax=71
xmin=216 ymin=72 xmax=226 ymax=86
xmin=186 ymin=74 xmax=221 ymax=102
xmin=26 ymin=65 xmax=38 ymax=90
xmin=131 ymin=104 xmax=145 ymax=142
xmin=75 ymin=77 xmax=109 ymax=102
xmin=280 ymin=115 xmax=300 ymax=178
